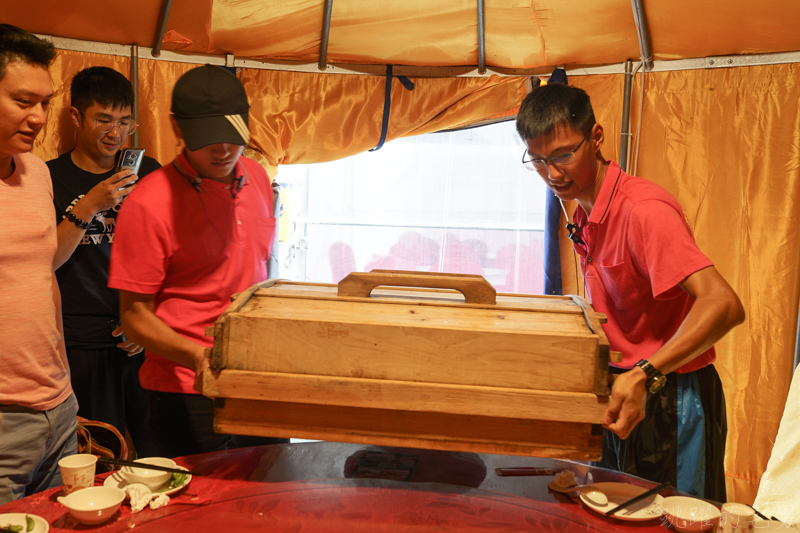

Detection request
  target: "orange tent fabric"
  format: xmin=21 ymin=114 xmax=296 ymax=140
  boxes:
xmin=7 ymin=1 xmax=800 ymax=68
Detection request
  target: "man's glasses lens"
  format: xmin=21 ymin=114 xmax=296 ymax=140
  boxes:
xmin=521 ymin=133 xmax=588 ymax=171
xmin=95 ymin=119 xmax=138 ymax=135
xmin=523 ymin=152 xmax=576 ymax=171
xmin=80 ymin=110 xmax=138 ymax=135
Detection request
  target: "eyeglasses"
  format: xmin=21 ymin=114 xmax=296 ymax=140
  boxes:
xmin=522 ymin=133 xmax=590 ymax=171
xmin=79 ymin=110 xmax=138 ymax=135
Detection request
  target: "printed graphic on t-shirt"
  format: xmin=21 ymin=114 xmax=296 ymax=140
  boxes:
xmin=63 ymin=196 xmax=122 ymax=245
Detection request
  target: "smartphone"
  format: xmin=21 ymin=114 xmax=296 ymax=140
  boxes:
xmin=116 ymin=148 xmax=145 ymax=189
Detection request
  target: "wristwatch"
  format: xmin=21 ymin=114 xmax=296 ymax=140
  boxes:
xmin=634 ymin=359 xmax=667 ymax=393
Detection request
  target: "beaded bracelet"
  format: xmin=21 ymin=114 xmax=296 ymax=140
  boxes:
xmin=66 ymin=212 xmax=90 ymax=230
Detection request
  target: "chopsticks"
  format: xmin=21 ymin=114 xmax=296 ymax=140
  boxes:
xmin=495 ymin=467 xmax=562 ymax=476
xmin=98 ymin=457 xmax=203 ymax=476
xmin=604 ymin=481 xmax=670 ymax=517
xmin=745 ymin=504 xmax=772 ymax=522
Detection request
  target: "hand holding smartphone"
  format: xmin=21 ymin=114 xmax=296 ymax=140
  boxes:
xmin=116 ymin=148 xmax=145 ymax=190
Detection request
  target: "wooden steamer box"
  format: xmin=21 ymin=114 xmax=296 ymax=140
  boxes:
xmin=203 ymin=271 xmax=615 ymax=460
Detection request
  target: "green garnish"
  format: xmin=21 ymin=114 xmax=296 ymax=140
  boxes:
xmin=156 ymin=472 xmax=188 ymax=492
xmin=1 ymin=514 xmax=35 ymax=533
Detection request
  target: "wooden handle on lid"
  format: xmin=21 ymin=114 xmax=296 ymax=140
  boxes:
xmin=337 ymin=270 xmax=497 ymax=305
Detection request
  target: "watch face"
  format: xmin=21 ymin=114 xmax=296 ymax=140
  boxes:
xmin=649 ymin=375 xmax=667 ymax=393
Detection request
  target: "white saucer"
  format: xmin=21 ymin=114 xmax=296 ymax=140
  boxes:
xmin=0 ymin=513 xmax=49 ymax=533
xmin=103 ymin=466 xmax=191 ymax=496
xmin=579 ymin=482 xmax=664 ymax=521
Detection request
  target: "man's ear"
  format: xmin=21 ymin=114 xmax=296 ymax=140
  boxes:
xmin=169 ymin=115 xmax=184 ymax=142
xmin=69 ymin=106 xmax=82 ymax=129
xmin=591 ymin=122 xmax=605 ymax=151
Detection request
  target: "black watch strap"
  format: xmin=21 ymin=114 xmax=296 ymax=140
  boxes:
xmin=635 ymin=359 xmax=667 ymax=393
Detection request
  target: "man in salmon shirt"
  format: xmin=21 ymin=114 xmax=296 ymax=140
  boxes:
xmin=0 ymin=25 xmax=77 ymax=504
xmin=516 ymin=83 xmax=745 ymax=501
xmin=108 ymin=65 xmax=287 ymax=457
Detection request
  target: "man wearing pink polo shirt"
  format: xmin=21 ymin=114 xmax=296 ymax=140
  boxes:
xmin=108 ymin=65 xmax=286 ymax=457
xmin=516 ymin=83 xmax=745 ymax=501
xmin=0 ymin=25 xmax=77 ymax=504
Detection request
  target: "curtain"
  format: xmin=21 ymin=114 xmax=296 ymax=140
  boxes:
xmin=240 ymin=68 xmax=528 ymax=166
xmin=33 ymin=49 xmax=528 ymax=171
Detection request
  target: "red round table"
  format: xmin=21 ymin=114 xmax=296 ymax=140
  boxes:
xmin=0 ymin=442 xmax=681 ymax=532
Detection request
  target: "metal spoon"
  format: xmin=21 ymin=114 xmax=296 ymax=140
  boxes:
xmin=547 ymin=480 xmax=609 ymax=506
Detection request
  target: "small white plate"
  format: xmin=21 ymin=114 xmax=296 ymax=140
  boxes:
xmin=0 ymin=513 xmax=49 ymax=533
xmin=579 ymin=482 xmax=664 ymax=521
xmin=103 ymin=466 xmax=192 ymax=496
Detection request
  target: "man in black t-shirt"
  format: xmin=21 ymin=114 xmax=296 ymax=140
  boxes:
xmin=49 ymin=66 xmax=160 ymax=457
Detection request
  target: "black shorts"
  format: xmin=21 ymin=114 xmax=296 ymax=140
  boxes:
xmin=593 ymin=364 xmax=727 ymax=502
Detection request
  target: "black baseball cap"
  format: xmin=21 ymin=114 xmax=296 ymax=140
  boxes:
xmin=171 ymin=65 xmax=250 ymax=151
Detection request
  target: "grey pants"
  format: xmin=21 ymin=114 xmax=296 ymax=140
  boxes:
xmin=0 ymin=392 xmax=78 ymax=505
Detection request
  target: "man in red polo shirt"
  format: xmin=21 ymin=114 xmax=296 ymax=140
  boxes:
xmin=108 ymin=65 xmax=286 ymax=457
xmin=516 ymin=83 xmax=745 ymax=501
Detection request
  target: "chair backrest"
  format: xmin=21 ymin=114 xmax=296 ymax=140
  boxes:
xmin=77 ymin=416 xmax=129 ymax=470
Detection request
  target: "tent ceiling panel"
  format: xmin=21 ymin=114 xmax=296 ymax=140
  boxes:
xmin=646 ymin=1 xmax=800 ymax=60
xmin=4 ymin=0 xmax=800 ymax=70
xmin=206 ymin=0 xmax=640 ymax=68
xmin=3 ymin=0 xmax=167 ymax=49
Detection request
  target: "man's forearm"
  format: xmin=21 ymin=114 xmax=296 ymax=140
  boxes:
xmin=51 ymin=273 xmax=69 ymax=379
xmin=54 ymin=195 xmax=101 ymax=269
xmin=54 ymin=217 xmax=90 ymax=270
xmin=120 ymin=299 xmax=206 ymax=371
xmin=603 ymin=266 xmax=744 ymax=439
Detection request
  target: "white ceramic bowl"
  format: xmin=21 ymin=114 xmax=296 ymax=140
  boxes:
xmin=57 ymin=486 xmax=125 ymax=525
xmin=121 ymin=457 xmax=175 ymax=490
xmin=661 ymin=496 xmax=721 ymax=532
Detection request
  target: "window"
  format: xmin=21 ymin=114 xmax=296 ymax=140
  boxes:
xmin=275 ymin=120 xmax=548 ymax=294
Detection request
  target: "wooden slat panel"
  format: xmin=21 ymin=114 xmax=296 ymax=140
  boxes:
xmin=213 ymin=398 xmax=603 ymax=460
xmin=242 ymin=298 xmax=589 ymax=333
xmin=223 ymin=313 xmax=599 ymax=392
xmin=211 ymin=279 xmax=278 ymax=368
xmin=203 ymin=369 xmax=608 ymax=423
xmin=253 ymin=285 xmax=585 ymax=314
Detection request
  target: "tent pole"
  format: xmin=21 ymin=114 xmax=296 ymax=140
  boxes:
xmin=477 ymin=0 xmax=486 ymax=75
xmin=318 ymin=0 xmax=334 ymax=71
xmin=631 ymin=0 xmax=654 ymax=71
xmin=131 ymin=45 xmax=139 ymax=147
xmin=619 ymin=60 xmax=633 ymax=172
xmin=151 ymin=0 xmax=173 ymax=58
